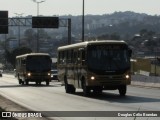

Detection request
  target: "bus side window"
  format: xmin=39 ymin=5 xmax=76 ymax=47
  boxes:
xmin=58 ymin=52 xmax=60 ymax=64
xmin=71 ymin=49 xmax=73 ymax=63
xmin=78 ymin=48 xmax=85 ymax=65
xmin=73 ymin=50 xmax=78 ymax=64
xmin=82 ymin=50 xmax=85 ymax=61
xmin=62 ymin=51 xmax=65 ymax=64
xmin=22 ymin=59 xmax=26 ymax=65
xmin=63 ymin=51 xmax=68 ymax=64
xmin=81 ymin=49 xmax=85 ymax=65
xmin=128 ymin=48 xmax=132 ymax=57
xmin=68 ymin=50 xmax=72 ymax=63
xmin=77 ymin=51 xmax=81 ymax=64
xmin=59 ymin=51 xmax=65 ymax=64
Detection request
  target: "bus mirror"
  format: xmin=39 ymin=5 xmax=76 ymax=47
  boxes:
xmin=82 ymin=60 xmax=85 ymax=65
xmin=128 ymin=49 xmax=132 ymax=57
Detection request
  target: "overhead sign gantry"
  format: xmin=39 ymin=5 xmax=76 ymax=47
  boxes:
xmin=0 ymin=11 xmax=71 ymax=46
xmin=0 ymin=11 xmax=8 ymax=34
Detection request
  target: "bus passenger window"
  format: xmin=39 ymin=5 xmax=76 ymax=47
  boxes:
xmin=73 ymin=51 xmax=78 ymax=64
xmin=22 ymin=59 xmax=26 ymax=65
xmin=82 ymin=50 xmax=85 ymax=65
xmin=82 ymin=50 xmax=85 ymax=61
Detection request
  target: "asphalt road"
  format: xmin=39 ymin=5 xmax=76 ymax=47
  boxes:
xmin=0 ymin=74 xmax=160 ymax=120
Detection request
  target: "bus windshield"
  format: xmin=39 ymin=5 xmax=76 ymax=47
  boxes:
xmin=26 ymin=56 xmax=51 ymax=72
xmin=87 ymin=44 xmax=130 ymax=73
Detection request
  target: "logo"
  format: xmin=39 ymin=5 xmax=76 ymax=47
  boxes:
xmin=2 ymin=112 xmax=11 ymax=117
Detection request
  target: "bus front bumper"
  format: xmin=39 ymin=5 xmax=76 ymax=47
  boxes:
xmin=25 ymin=72 xmax=51 ymax=82
xmin=87 ymin=74 xmax=131 ymax=87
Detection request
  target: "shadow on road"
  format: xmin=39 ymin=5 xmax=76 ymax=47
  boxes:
xmin=73 ymin=91 xmax=160 ymax=104
xmin=0 ymin=83 xmax=62 ymax=88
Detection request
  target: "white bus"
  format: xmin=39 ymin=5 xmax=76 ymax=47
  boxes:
xmin=16 ymin=53 xmax=52 ymax=85
xmin=57 ymin=40 xmax=132 ymax=96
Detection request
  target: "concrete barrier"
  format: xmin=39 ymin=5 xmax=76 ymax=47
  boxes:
xmin=131 ymin=75 xmax=160 ymax=88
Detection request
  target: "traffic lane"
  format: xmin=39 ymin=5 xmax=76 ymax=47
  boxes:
xmin=0 ymin=75 xmax=160 ymax=113
xmin=0 ymin=76 xmax=160 ymax=120
xmin=0 ymin=78 xmax=159 ymax=112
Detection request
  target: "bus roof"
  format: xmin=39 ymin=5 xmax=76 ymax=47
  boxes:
xmin=58 ymin=40 xmax=127 ymax=51
xmin=16 ymin=53 xmax=50 ymax=59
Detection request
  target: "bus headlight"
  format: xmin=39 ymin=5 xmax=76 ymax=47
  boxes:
xmin=48 ymin=73 xmax=51 ymax=76
xmin=27 ymin=73 xmax=31 ymax=77
xmin=91 ymin=76 xmax=95 ymax=80
xmin=125 ymin=74 xmax=130 ymax=79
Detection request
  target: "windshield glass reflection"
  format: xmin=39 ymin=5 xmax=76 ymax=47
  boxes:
xmin=87 ymin=45 xmax=130 ymax=72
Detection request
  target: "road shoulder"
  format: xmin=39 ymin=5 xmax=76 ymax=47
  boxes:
xmin=0 ymin=95 xmax=49 ymax=120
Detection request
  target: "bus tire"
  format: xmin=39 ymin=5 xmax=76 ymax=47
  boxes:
xmin=82 ymin=80 xmax=90 ymax=96
xmin=64 ymin=82 xmax=71 ymax=93
xmin=18 ymin=79 xmax=22 ymax=84
xmin=46 ymin=80 xmax=49 ymax=86
xmin=118 ymin=85 xmax=126 ymax=96
xmin=25 ymin=80 xmax=29 ymax=85
xmin=18 ymin=75 xmax=22 ymax=84
xmin=70 ymin=85 xmax=76 ymax=93
xmin=64 ymin=77 xmax=75 ymax=94
xmin=21 ymin=81 xmax=24 ymax=85
xmin=36 ymin=81 xmax=39 ymax=85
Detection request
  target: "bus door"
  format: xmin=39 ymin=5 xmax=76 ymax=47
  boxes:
xmin=73 ymin=48 xmax=85 ymax=88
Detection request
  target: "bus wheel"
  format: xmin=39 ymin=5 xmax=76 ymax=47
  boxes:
xmin=64 ymin=78 xmax=75 ymax=94
xmin=25 ymin=80 xmax=29 ymax=85
xmin=21 ymin=81 xmax=24 ymax=85
xmin=46 ymin=80 xmax=49 ymax=86
xmin=36 ymin=81 xmax=39 ymax=85
xmin=65 ymin=84 xmax=75 ymax=94
xmin=18 ymin=79 xmax=22 ymax=84
xmin=118 ymin=85 xmax=126 ymax=96
xmin=82 ymin=80 xmax=90 ymax=96
xmin=64 ymin=82 xmax=71 ymax=93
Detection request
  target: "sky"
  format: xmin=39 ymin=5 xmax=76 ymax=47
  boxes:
xmin=0 ymin=0 xmax=160 ymax=17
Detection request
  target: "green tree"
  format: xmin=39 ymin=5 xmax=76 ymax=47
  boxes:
xmin=110 ymin=32 xmax=120 ymax=40
xmin=24 ymin=29 xmax=36 ymax=49
xmin=5 ymin=47 xmax=32 ymax=68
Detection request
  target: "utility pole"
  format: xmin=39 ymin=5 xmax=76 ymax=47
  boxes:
xmin=82 ymin=0 xmax=85 ymax=42
xmin=68 ymin=18 xmax=71 ymax=45
xmin=32 ymin=0 xmax=46 ymax=52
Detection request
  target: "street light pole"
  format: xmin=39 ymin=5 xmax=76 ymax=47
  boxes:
xmin=32 ymin=0 xmax=45 ymax=15
xmin=36 ymin=1 xmax=45 ymax=16
xmin=82 ymin=0 xmax=85 ymax=42
xmin=32 ymin=0 xmax=46 ymax=52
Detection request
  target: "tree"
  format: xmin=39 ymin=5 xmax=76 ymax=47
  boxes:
xmin=24 ymin=29 xmax=36 ymax=50
xmin=5 ymin=47 xmax=32 ymax=68
xmin=97 ymin=34 xmax=109 ymax=40
xmin=97 ymin=33 xmax=120 ymax=40
xmin=110 ymin=32 xmax=120 ymax=40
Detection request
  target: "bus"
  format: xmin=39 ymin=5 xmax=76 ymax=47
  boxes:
xmin=57 ymin=40 xmax=132 ymax=96
xmin=16 ymin=53 xmax=52 ymax=85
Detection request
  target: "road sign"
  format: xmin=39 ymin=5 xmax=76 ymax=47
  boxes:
xmin=0 ymin=11 xmax=8 ymax=34
xmin=32 ymin=17 xmax=59 ymax=28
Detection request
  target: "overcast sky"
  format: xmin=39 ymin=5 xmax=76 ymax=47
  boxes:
xmin=0 ymin=0 xmax=160 ymax=17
